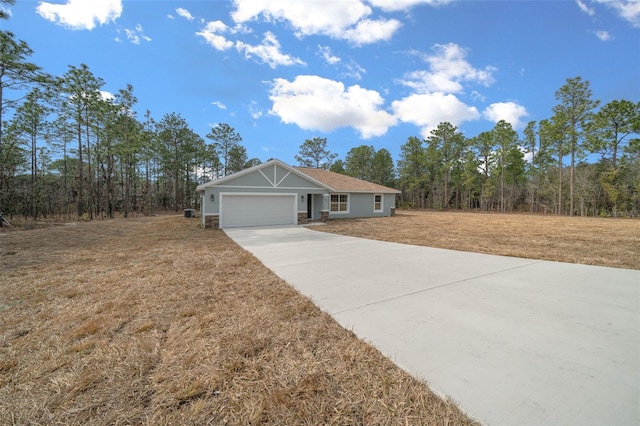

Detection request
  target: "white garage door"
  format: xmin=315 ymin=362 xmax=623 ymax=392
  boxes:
xmin=220 ymin=194 xmax=296 ymax=228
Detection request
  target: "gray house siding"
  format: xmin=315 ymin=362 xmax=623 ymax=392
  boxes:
xmin=199 ymin=164 xmax=327 ymax=227
xmin=328 ymin=192 xmax=396 ymax=219
xmin=202 ymin=166 xmax=326 ymax=214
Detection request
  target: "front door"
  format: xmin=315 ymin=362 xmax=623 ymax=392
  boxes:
xmin=307 ymin=194 xmax=312 ymax=219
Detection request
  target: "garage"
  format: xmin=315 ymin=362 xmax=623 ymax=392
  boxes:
xmin=219 ymin=193 xmax=296 ymax=228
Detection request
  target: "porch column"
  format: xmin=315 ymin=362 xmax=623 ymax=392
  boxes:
xmin=321 ymin=194 xmax=330 ymax=222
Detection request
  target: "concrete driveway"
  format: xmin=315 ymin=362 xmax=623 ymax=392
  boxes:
xmin=225 ymin=225 xmax=640 ymax=426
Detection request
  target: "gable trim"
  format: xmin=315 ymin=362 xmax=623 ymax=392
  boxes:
xmin=196 ymin=159 xmax=333 ymax=193
xmin=259 ymin=166 xmax=292 ymax=187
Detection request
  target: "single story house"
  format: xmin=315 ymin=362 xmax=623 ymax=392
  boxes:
xmin=196 ymin=159 xmax=400 ymax=229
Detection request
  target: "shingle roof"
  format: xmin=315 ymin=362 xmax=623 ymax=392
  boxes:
xmin=295 ymin=167 xmax=400 ymax=193
xmin=196 ymin=159 xmax=401 ymax=194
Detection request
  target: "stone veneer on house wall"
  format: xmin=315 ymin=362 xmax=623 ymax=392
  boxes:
xmin=205 ymin=215 xmax=219 ymax=230
xmin=297 ymin=212 xmax=308 ymax=225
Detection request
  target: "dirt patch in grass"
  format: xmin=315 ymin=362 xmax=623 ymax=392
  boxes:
xmin=316 ymin=210 xmax=640 ymax=270
xmin=0 ymin=216 xmax=476 ymax=425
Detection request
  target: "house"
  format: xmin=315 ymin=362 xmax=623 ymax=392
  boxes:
xmin=196 ymin=159 xmax=400 ymax=229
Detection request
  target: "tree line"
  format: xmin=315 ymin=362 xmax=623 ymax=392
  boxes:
xmin=0 ymin=10 xmax=259 ymax=219
xmin=0 ymin=57 xmax=251 ymax=219
xmin=1 ymin=5 xmax=638 ymax=220
xmin=318 ymin=78 xmax=638 ymax=217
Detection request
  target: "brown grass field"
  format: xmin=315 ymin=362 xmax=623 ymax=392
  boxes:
xmin=1 ymin=211 xmax=636 ymax=425
xmin=316 ymin=210 xmax=640 ymax=270
xmin=0 ymin=215 xmax=476 ymax=425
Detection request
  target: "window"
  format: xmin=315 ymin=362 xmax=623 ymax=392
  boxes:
xmin=374 ymin=194 xmax=383 ymax=212
xmin=330 ymin=194 xmax=348 ymax=212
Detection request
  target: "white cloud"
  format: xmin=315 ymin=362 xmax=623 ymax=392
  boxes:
xmin=236 ymin=32 xmax=306 ymax=68
xmin=232 ymin=0 xmax=369 ymax=34
xmin=318 ymin=45 xmax=341 ymax=65
xmin=124 ymin=24 xmax=151 ymax=45
xmin=595 ymin=30 xmax=613 ymax=41
xmin=392 ymin=92 xmax=480 ymax=138
xmin=522 ymin=147 xmax=534 ymax=163
xmin=482 ymin=101 xmax=529 ymax=129
xmin=212 ymin=101 xmax=227 ymax=110
xmin=100 ymin=90 xmax=114 ymax=101
xmin=268 ymin=72 xmax=487 ymax=139
xmin=196 ymin=21 xmax=234 ymax=50
xmin=576 ymin=0 xmax=595 ymax=16
xmin=471 ymin=91 xmax=486 ymax=102
xmin=176 ymin=8 xmax=194 ymax=21
xmin=594 ymin=0 xmax=640 ymax=27
xmin=269 ymin=75 xmax=396 ymax=138
xmin=342 ymin=18 xmax=401 ymax=45
xmin=197 ymin=22 xmax=303 ymax=68
xmin=343 ymin=60 xmax=367 ymax=80
xmin=400 ymin=43 xmax=496 ymax=94
xmin=317 ymin=46 xmax=367 ymax=80
xmin=367 ymin=0 xmax=452 ymax=11
xmin=124 ymin=28 xmax=139 ymax=44
xmin=249 ymin=101 xmax=264 ymax=119
xmin=230 ymin=0 xmax=400 ymax=44
xmin=36 ymin=0 xmax=122 ymax=30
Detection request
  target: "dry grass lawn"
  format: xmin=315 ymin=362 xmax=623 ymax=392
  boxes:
xmin=0 ymin=216 xmax=476 ymax=425
xmin=316 ymin=210 xmax=640 ymax=270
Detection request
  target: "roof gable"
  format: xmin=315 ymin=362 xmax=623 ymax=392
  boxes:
xmin=196 ymin=159 xmax=329 ymax=192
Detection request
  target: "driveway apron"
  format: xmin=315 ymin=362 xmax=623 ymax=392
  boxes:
xmin=225 ymin=226 xmax=640 ymax=426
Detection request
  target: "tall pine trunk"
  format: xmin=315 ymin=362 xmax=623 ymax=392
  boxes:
xmin=557 ymin=144 xmax=563 ymax=215
xmin=76 ymin=121 xmax=83 ymax=219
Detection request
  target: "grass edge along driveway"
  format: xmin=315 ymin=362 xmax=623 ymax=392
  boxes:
xmin=315 ymin=210 xmax=640 ymax=270
xmin=0 ymin=215 xmax=477 ymax=425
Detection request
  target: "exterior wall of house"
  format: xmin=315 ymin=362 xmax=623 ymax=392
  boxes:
xmin=198 ymin=162 xmax=399 ymax=228
xmin=327 ymin=192 xmax=396 ymax=219
xmin=200 ymin=166 xmax=327 ymax=228
xmin=202 ymin=189 xmax=397 ymax=227
xmin=215 ymin=168 xmax=326 ymax=211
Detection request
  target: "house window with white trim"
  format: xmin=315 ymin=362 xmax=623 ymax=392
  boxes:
xmin=330 ymin=194 xmax=348 ymax=212
xmin=374 ymin=194 xmax=383 ymax=212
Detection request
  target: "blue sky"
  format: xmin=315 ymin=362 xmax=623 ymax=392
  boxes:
xmin=2 ymin=0 xmax=639 ymax=164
